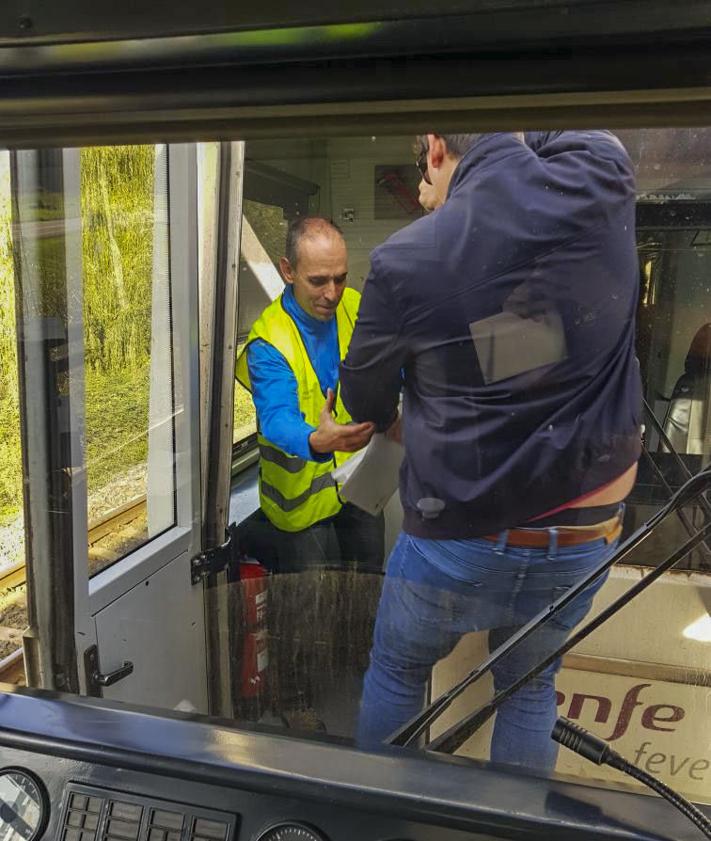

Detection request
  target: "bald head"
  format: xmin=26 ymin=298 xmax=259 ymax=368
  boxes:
xmin=285 ymin=216 xmax=344 ymax=270
xmin=280 ymin=216 xmax=349 ymax=321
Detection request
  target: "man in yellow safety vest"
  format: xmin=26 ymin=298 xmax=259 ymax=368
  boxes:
xmin=236 ymin=216 xmax=384 ymax=572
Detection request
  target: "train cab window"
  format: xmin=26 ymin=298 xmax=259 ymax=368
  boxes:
xmin=242 ymin=199 xmax=288 ymax=269
xmin=233 ymin=197 xmax=289 ymax=447
xmin=224 ymin=129 xmax=711 ymax=810
xmin=0 ymin=149 xmax=25 ymax=667
xmin=3 ymin=126 xmax=711 ymax=821
xmin=620 ymin=129 xmax=711 ymax=571
xmin=233 ymin=161 xmax=323 ymax=451
xmin=80 ymin=146 xmax=177 ymax=573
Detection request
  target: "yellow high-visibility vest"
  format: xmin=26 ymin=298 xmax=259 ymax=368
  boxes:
xmin=235 ymin=287 xmax=361 ymax=532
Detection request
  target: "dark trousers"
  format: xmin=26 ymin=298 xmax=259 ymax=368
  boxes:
xmin=276 ymin=503 xmax=385 ymax=574
xmin=238 ymin=503 xmax=385 ymax=574
xmin=236 ymin=504 xmax=385 ymax=718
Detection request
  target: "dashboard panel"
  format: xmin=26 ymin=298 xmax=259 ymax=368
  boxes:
xmin=0 ymin=685 xmax=707 ymax=841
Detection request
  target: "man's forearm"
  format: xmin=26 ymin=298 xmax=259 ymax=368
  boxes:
xmin=340 ymin=262 xmax=405 ymax=428
xmin=340 ymin=361 xmax=399 ymax=430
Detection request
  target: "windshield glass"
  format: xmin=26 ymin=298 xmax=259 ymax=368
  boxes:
xmin=1 ymin=128 xmax=710 ymax=809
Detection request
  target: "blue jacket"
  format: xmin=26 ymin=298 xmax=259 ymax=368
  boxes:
xmin=341 ymin=131 xmax=642 ymax=539
xmin=247 ymin=285 xmax=337 ymax=462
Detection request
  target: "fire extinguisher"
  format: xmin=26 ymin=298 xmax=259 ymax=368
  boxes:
xmin=238 ymin=556 xmax=269 ymax=708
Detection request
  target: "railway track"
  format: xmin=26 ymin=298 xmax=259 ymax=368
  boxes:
xmin=0 ymin=561 xmax=25 ymax=593
xmin=0 ymin=496 xmax=147 ymax=684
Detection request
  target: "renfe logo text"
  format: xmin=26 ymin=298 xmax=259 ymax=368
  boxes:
xmin=556 ymin=682 xmax=684 ymax=741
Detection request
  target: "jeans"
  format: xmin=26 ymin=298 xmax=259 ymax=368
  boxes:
xmin=357 ymin=529 xmax=614 ymax=771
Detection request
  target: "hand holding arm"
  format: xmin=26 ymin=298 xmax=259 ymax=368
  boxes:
xmin=309 ymin=389 xmax=376 ymax=454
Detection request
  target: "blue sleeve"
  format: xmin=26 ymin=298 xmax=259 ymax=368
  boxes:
xmin=247 ymin=339 xmax=331 ymax=462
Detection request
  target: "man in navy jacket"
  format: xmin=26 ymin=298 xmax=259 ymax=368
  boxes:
xmin=341 ymin=132 xmax=642 ymax=769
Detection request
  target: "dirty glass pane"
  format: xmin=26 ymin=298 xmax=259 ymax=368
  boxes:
xmin=4 ymin=127 xmax=711 ymax=816
xmin=233 ymin=200 xmax=286 ymax=445
xmin=224 ymin=129 xmax=711 ymax=809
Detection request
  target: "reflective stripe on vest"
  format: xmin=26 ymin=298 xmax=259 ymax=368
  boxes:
xmin=235 ymin=287 xmax=361 ymax=532
xmin=258 ymin=443 xmax=307 ymax=474
xmin=261 ymin=471 xmax=337 ymax=513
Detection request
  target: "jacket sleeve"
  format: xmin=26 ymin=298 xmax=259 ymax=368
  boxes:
xmin=247 ymin=339 xmax=330 ymax=462
xmin=340 ymin=256 xmax=407 ymax=430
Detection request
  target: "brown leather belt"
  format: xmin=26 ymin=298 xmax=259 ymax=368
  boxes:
xmin=484 ymin=518 xmax=623 ymax=548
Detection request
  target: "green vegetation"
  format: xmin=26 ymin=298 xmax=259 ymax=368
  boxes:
xmin=232 ymin=201 xmax=283 ymax=443
xmin=234 ymin=343 xmax=257 ymax=444
xmin=232 ymin=200 xmax=283 ymax=443
xmin=243 ymin=199 xmax=287 ymax=267
xmin=0 ymin=147 xmax=156 ymax=526
xmin=0 ymin=146 xmax=260 ymax=533
xmin=0 ymin=190 xmax=21 ymax=524
xmin=80 ymin=146 xmax=155 ymax=506
xmin=85 ymin=363 xmax=150 ymax=495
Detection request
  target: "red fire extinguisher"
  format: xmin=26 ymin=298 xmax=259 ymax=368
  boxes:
xmin=238 ymin=557 xmax=269 ymax=704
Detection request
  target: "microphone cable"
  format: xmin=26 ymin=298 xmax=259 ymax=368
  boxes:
xmin=552 ymin=717 xmax=711 ymax=840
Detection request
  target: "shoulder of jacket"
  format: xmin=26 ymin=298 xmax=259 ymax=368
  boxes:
xmin=372 ymin=215 xmax=436 ymax=270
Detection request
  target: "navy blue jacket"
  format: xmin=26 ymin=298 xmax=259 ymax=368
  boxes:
xmin=340 ymin=131 xmax=642 ymax=539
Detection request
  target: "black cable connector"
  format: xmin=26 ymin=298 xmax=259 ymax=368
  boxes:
xmin=552 ymin=718 xmax=614 ymax=765
xmin=552 ymin=718 xmax=711 ymax=839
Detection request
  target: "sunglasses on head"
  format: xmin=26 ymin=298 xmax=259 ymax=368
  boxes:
xmin=416 ymin=147 xmax=431 ymax=185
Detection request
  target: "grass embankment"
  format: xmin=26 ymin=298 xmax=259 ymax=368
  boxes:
xmin=0 ymin=146 xmax=258 ymax=540
xmin=0 ymin=147 xmax=156 ymax=531
xmin=85 ymin=363 xmax=151 ymax=497
xmin=0 ymin=184 xmax=21 ymax=525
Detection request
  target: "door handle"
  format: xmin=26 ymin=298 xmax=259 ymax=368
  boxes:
xmin=84 ymin=645 xmax=134 ymax=696
xmin=95 ymin=660 xmax=134 ymax=687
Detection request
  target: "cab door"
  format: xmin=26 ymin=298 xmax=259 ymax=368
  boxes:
xmin=13 ymin=143 xmax=208 ymax=711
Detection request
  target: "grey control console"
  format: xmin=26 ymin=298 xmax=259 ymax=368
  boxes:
xmin=0 ymin=684 xmax=705 ymax=841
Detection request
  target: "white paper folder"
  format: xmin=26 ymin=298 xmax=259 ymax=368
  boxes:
xmin=331 ymin=433 xmax=404 ymax=516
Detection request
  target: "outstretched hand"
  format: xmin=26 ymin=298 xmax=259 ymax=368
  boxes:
xmin=309 ymin=389 xmax=376 ymax=454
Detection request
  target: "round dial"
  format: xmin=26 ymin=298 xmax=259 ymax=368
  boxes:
xmin=256 ymin=823 xmax=327 ymax=841
xmin=0 ymin=768 xmax=48 ymax=841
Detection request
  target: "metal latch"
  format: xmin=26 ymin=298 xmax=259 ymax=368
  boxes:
xmin=190 ymin=522 xmax=239 ymax=585
xmin=84 ymin=644 xmax=134 ymax=697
